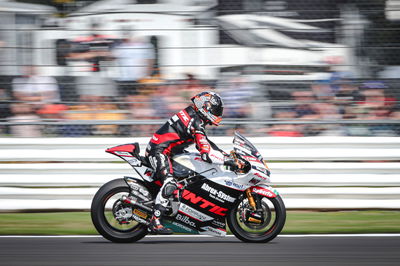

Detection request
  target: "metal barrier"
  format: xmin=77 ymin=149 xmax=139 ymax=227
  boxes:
xmin=0 ymin=137 xmax=399 ymax=211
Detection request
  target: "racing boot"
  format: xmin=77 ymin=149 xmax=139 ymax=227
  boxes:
xmin=149 ymin=204 xmax=173 ymax=235
xmin=149 ymin=177 xmax=177 ymax=235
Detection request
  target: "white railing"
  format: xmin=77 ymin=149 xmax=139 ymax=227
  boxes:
xmin=0 ymin=137 xmax=399 ymax=211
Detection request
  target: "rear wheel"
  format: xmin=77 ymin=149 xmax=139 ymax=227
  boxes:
xmin=91 ymin=178 xmax=148 ymax=243
xmin=227 ymin=195 xmax=286 ymax=243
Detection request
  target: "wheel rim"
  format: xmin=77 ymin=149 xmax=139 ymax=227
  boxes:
xmin=235 ymin=197 xmax=278 ymax=238
xmin=102 ymin=189 xmax=141 ymax=232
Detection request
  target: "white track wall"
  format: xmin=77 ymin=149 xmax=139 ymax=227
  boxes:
xmin=0 ymin=137 xmax=399 ymax=211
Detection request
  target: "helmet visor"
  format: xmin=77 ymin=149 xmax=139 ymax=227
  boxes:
xmin=210 ymin=104 xmax=223 ymax=117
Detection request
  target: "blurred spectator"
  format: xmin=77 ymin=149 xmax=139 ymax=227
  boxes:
xmin=291 ymin=90 xmax=319 ymax=119
xmin=137 ymin=76 xmax=163 ymax=96
xmin=91 ymin=96 xmax=126 ymax=135
xmin=359 ymin=82 xmax=387 ymax=109
xmin=311 ymin=79 xmax=334 ymax=101
xmin=7 ymin=103 xmax=42 ymax=137
xmin=75 ymin=75 xmax=117 ymax=98
xmin=0 ymin=87 xmax=12 ymax=135
xmin=266 ymin=111 xmax=303 ymax=137
xmin=150 ymin=81 xmax=171 ymax=119
xmin=150 ymin=82 xmax=186 ymax=119
xmin=291 ymin=90 xmax=320 ymax=136
xmin=179 ymin=73 xmax=208 ymax=101
xmin=62 ymin=95 xmax=125 ymax=136
xmin=357 ymin=82 xmax=395 ymax=136
xmin=390 ymin=107 xmax=400 ymax=135
xmin=61 ymin=95 xmax=93 ymax=136
xmin=67 ymin=22 xmax=115 ymax=73
xmin=112 ymin=30 xmax=155 ymax=97
xmin=12 ymin=65 xmax=60 ymax=105
xmin=217 ymin=75 xmax=256 ymax=118
xmin=126 ymin=94 xmax=158 ymax=137
xmin=37 ymin=104 xmax=68 ymax=136
xmin=313 ymin=102 xmax=345 ymax=136
xmin=10 ymin=65 xmax=70 ymax=137
xmin=334 ymin=81 xmax=362 ymax=105
xmin=67 ymin=22 xmax=117 ymax=98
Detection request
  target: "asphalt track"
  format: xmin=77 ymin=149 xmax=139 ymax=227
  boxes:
xmin=1 ymin=235 xmax=400 ymax=266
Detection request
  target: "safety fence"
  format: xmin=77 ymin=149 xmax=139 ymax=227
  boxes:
xmin=0 ymin=136 xmax=399 ymax=211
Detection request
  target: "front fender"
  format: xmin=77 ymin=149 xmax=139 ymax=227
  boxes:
xmin=250 ymin=184 xmax=279 ymax=198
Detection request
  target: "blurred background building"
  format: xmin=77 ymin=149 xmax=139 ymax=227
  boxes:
xmin=1 ymin=0 xmax=400 ymax=137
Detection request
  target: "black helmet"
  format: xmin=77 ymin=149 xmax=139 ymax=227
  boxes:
xmin=191 ymin=91 xmax=224 ymax=125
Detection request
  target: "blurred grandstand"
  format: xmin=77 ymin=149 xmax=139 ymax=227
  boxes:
xmin=1 ymin=0 xmax=400 ymax=138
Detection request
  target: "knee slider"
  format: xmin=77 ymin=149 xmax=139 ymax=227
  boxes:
xmin=162 ymin=181 xmax=177 ymax=198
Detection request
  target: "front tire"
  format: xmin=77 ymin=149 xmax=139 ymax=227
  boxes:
xmin=91 ymin=178 xmax=148 ymax=243
xmin=227 ymin=195 xmax=286 ymax=243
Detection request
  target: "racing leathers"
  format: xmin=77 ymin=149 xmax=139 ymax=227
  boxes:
xmin=145 ymin=105 xmax=236 ymax=234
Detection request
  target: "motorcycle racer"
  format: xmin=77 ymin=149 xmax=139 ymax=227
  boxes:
xmin=145 ymin=91 xmax=242 ymax=234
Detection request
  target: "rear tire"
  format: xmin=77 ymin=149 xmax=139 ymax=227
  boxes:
xmin=227 ymin=195 xmax=286 ymax=243
xmin=91 ymin=178 xmax=148 ymax=243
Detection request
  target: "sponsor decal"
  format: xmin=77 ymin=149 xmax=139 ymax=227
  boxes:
xmin=176 ymin=214 xmax=196 ymax=227
xmin=224 ymin=180 xmax=246 ymax=190
xmin=209 ymin=97 xmax=218 ymax=105
xmin=126 ymin=157 xmax=142 ymax=166
xmin=133 ymin=209 xmax=148 ymax=219
xmin=254 ymin=166 xmax=270 ymax=177
xmin=126 ymin=181 xmax=149 ymax=200
xmin=254 ymin=172 xmax=267 ymax=180
xmin=198 ymin=137 xmax=208 ymax=144
xmin=248 ymin=178 xmax=259 ymax=185
xmin=243 ymin=156 xmax=259 ymax=163
xmin=201 ymin=183 xmax=235 ymax=203
xmin=211 ymin=220 xmax=226 ymax=228
xmin=252 ymin=187 xmax=276 ymax=198
xmin=182 ymin=190 xmax=228 ymax=216
xmin=171 ymin=221 xmax=196 ymax=233
xmin=209 ymin=153 xmax=223 ymax=161
xmin=145 ymin=170 xmax=153 ymax=177
xmin=234 ymin=145 xmax=252 ymax=155
xmin=152 ymin=135 xmax=159 ymax=142
xmin=200 ymin=144 xmax=210 ymax=150
xmin=179 ymin=110 xmax=189 ymax=122
xmin=115 ymin=151 xmax=133 ymax=157
xmin=186 ymin=118 xmax=194 ymax=134
xmin=140 ymin=188 xmax=149 ymax=196
xmin=180 ymin=203 xmax=213 ymax=222
xmin=200 ymin=226 xmax=226 ymax=237
xmin=127 ymin=181 xmax=138 ymax=190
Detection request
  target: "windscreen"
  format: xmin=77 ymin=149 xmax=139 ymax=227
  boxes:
xmin=233 ymin=131 xmax=264 ymax=163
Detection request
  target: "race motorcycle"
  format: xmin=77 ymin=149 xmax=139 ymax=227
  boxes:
xmin=91 ymin=132 xmax=286 ymax=243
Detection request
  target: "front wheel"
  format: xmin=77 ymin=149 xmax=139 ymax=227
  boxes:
xmin=91 ymin=178 xmax=148 ymax=243
xmin=227 ymin=195 xmax=286 ymax=243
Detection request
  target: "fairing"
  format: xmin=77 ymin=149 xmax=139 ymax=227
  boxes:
xmin=106 ymin=143 xmax=142 ymax=167
xmin=107 ymin=134 xmax=278 ymax=237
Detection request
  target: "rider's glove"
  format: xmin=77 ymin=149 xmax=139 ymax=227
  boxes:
xmin=224 ymin=151 xmax=251 ymax=173
xmin=224 ymin=157 xmax=240 ymax=171
xmin=224 ymin=151 xmax=245 ymax=171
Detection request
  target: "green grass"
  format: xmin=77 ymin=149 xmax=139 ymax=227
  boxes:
xmin=0 ymin=211 xmax=399 ymax=235
xmin=0 ymin=212 xmax=97 ymax=235
xmin=283 ymin=210 xmax=400 ymax=234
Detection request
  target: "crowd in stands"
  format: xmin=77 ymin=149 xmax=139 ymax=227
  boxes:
xmin=1 ymin=28 xmax=399 ymax=137
xmin=1 ymin=66 xmax=399 ymax=138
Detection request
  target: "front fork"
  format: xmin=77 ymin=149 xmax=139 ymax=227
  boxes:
xmin=245 ymin=188 xmax=257 ymax=210
xmin=243 ymin=188 xmax=264 ymax=224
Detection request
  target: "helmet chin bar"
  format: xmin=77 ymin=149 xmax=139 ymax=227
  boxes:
xmin=191 ymin=91 xmax=224 ymax=126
